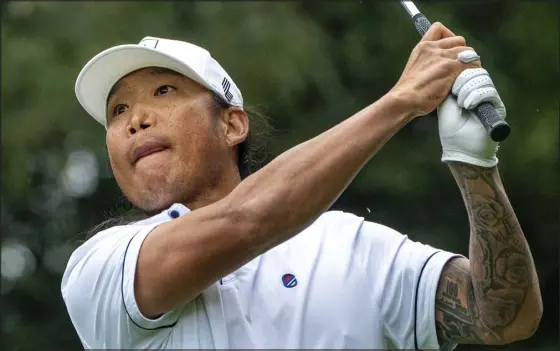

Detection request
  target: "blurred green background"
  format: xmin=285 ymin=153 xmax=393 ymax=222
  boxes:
xmin=1 ymin=1 xmax=558 ymax=350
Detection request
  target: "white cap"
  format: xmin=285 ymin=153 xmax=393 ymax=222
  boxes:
xmin=75 ymin=36 xmax=244 ymax=127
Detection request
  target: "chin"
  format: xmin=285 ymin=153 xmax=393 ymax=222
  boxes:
xmin=121 ymin=162 xmax=201 ymax=213
xmin=132 ymin=193 xmax=177 ymax=214
xmin=132 ymin=178 xmax=191 ymax=214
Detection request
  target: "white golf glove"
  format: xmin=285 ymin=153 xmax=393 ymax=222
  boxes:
xmin=437 ymin=67 xmax=507 ymax=168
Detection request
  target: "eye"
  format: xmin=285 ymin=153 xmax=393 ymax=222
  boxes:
xmin=113 ymin=104 xmax=127 ymax=116
xmin=154 ymin=85 xmax=176 ymax=96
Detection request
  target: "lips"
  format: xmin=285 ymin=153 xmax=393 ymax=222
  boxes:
xmin=132 ymin=141 xmax=168 ymax=164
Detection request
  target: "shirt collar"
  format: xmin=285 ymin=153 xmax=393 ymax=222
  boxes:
xmin=133 ymin=203 xmax=191 ymax=226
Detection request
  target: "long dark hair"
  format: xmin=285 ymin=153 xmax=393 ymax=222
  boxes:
xmin=81 ymin=92 xmax=272 ymax=241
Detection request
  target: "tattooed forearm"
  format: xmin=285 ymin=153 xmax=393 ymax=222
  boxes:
xmin=435 ymin=163 xmax=542 ymax=345
xmin=436 ymin=259 xmax=488 ymax=344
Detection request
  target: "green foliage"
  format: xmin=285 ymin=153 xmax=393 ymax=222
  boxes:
xmin=2 ymin=2 xmax=557 ymax=350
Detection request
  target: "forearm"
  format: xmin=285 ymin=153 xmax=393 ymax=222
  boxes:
xmin=230 ymin=92 xmax=412 ymax=250
xmin=448 ymin=162 xmax=542 ymax=341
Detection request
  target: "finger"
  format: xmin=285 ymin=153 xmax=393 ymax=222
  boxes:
xmin=441 ymin=48 xmax=482 ymax=74
xmin=452 ymin=68 xmax=490 ymax=95
xmin=455 ymin=57 xmax=482 ymax=70
xmin=441 ymin=46 xmax=476 ymax=59
xmin=463 ymin=87 xmax=503 ymax=113
xmin=446 ymin=60 xmax=483 ymax=84
xmin=457 ymin=75 xmax=495 ymax=105
xmin=437 ymin=36 xmax=467 ymax=49
xmin=421 ymin=22 xmax=456 ymax=41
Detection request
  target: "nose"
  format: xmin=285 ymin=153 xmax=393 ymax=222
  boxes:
xmin=127 ymin=105 xmax=156 ymax=136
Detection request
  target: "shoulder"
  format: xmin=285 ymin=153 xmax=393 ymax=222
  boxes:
xmin=61 ymin=224 xmax=147 ymax=291
xmin=289 ymin=210 xmax=365 ymax=244
xmin=66 ymin=224 xmax=147 ymax=264
xmin=317 ymin=210 xmax=403 ymax=234
xmin=313 ymin=210 xmax=407 ymax=245
xmin=312 ymin=210 xmax=365 ymax=232
xmin=60 ymin=223 xmax=169 ymax=348
xmin=280 ymin=210 xmax=406 ymax=264
xmin=284 ymin=210 xmax=407 ymax=247
xmin=62 ymin=203 xmax=188 ymax=285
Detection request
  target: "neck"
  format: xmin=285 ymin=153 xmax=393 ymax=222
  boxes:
xmin=184 ymin=167 xmax=243 ymax=211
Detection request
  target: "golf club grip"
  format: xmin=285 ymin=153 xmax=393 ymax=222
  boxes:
xmin=411 ymin=12 xmax=510 ymax=142
xmin=475 ymin=102 xmax=511 ymax=142
xmin=412 ymin=13 xmax=431 ymax=36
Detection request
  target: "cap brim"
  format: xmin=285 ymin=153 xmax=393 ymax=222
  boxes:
xmin=75 ymin=44 xmax=210 ymax=127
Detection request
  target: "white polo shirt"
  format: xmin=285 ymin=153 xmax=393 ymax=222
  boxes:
xmin=61 ymin=203 xmax=461 ymax=350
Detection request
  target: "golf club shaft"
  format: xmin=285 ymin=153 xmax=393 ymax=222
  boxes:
xmin=399 ymin=1 xmax=511 ymax=142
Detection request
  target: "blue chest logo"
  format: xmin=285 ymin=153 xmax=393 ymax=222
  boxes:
xmin=281 ymin=273 xmax=297 ymax=288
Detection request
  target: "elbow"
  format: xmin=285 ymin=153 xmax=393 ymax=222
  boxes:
xmin=518 ymin=299 xmax=543 ymax=341
xmin=503 ymin=295 xmax=543 ymax=344
xmin=508 ymin=317 xmax=541 ymax=344
xmin=487 ymin=319 xmax=541 ymax=346
xmin=522 ymin=290 xmax=543 ymax=340
xmin=482 ymin=292 xmax=543 ymax=345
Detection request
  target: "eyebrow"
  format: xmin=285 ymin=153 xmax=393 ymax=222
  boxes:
xmin=106 ymin=67 xmax=184 ymax=103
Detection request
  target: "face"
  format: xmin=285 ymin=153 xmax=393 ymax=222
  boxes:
xmin=105 ymin=67 xmax=246 ymax=213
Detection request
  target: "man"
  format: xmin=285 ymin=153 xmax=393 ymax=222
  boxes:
xmin=61 ymin=23 xmax=542 ymax=350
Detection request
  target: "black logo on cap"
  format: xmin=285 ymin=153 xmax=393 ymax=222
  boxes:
xmin=222 ymin=78 xmax=233 ymax=102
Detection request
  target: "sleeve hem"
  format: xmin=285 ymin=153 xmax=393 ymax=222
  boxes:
xmin=416 ymin=251 xmax=464 ymax=350
xmin=121 ymin=224 xmax=184 ymax=330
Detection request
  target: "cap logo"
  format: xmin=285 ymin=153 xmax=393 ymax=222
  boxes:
xmin=221 ymin=77 xmax=233 ymax=102
xmin=139 ymin=38 xmax=159 ymax=49
xmin=281 ymin=273 xmax=297 ymax=288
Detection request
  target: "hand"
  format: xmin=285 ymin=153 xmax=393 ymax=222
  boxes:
xmin=438 ymin=68 xmax=507 ymax=168
xmin=389 ymin=23 xmax=481 ymax=119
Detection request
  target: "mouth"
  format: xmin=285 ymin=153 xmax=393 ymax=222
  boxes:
xmin=133 ymin=142 xmax=169 ymax=165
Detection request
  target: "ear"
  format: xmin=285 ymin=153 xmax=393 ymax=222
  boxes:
xmin=221 ymin=107 xmax=249 ymax=147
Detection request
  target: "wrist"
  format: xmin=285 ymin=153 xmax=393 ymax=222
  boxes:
xmin=382 ymin=89 xmax=417 ymax=123
xmin=441 ymin=151 xmax=498 ymax=168
xmin=447 ymin=161 xmax=498 ymax=176
xmin=447 ymin=162 xmax=501 ymax=197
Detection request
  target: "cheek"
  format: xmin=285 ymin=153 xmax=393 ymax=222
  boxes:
xmin=171 ymin=125 xmax=211 ymax=166
xmin=105 ymin=134 xmax=129 ymax=178
xmin=168 ymin=104 xmax=219 ymax=155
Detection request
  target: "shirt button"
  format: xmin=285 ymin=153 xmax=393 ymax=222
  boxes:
xmin=169 ymin=210 xmax=180 ymax=219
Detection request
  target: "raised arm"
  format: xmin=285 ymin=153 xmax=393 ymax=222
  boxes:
xmin=136 ymin=92 xmax=410 ymax=316
xmin=135 ymin=23 xmax=477 ymax=318
xmin=435 ymin=163 xmax=542 ymax=345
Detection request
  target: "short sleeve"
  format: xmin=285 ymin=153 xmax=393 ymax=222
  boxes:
xmin=61 ymin=223 xmax=183 ymax=349
xmin=358 ymin=221 xmax=463 ymax=350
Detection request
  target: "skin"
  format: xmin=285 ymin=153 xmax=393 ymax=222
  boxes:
xmin=435 ymin=164 xmax=542 ymax=345
xmin=104 ymin=22 xmax=541 ymax=346
xmin=106 ymin=68 xmax=248 ymax=213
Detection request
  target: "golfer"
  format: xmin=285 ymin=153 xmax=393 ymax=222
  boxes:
xmin=62 ymin=23 xmax=542 ymax=350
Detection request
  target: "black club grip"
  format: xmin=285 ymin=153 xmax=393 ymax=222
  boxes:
xmin=412 ymin=13 xmax=431 ymax=36
xmin=474 ymin=102 xmax=511 ymax=142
